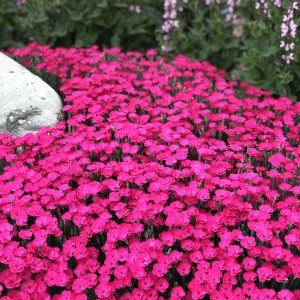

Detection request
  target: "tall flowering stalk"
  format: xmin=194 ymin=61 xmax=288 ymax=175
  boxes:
xmin=280 ymin=1 xmax=298 ymax=64
xmin=15 ymin=0 xmax=26 ymax=5
xmin=161 ymin=0 xmax=190 ymax=52
xmin=161 ymin=0 xmax=180 ymax=52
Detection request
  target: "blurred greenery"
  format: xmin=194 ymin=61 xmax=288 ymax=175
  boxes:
xmin=0 ymin=0 xmax=162 ymax=50
xmin=1 ymin=0 xmax=300 ymax=100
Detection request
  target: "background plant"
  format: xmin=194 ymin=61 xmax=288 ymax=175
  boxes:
xmin=0 ymin=0 xmax=162 ymax=50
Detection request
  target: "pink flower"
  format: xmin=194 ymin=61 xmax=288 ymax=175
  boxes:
xmin=160 ymin=232 xmax=175 ymax=246
xmin=95 ymin=284 xmax=111 ymax=299
xmin=19 ymin=230 xmax=33 ymax=240
xmin=44 ymin=271 xmax=58 ymax=287
xmin=155 ymin=278 xmax=169 ymax=293
xmin=21 ymin=280 xmax=37 ymax=294
xmin=242 ymin=282 xmax=256 ymax=296
xmin=170 ymin=286 xmax=185 ymax=299
xmin=1 ymin=270 xmax=21 ymax=289
xmin=8 ymin=257 xmax=26 ymax=273
xmin=176 ymin=262 xmax=191 ymax=276
xmin=72 ymin=278 xmax=87 ymax=293
xmin=77 ymin=181 xmax=101 ymax=197
xmin=198 ymin=189 xmax=210 ymax=201
xmin=146 ymin=49 xmax=157 ymax=57
xmin=114 ymin=265 xmax=128 ymax=279
xmin=257 ymin=266 xmax=273 ymax=282
xmin=241 ymin=236 xmax=256 ymax=249
xmin=227 ymin=245 xmax=243 ymax=257
xmin=190 ymin=251 xmax=203 ymax=263
xmin=138 ymin=275 xmax=153 ymax=291
xmin=268 ymin=153 xmax=287 ymax=168
xmin=243 ymin=257 xmax=256 ymax=271
xmin=243 ymin=271 xmax=257 ymax=282
xmin=152 ymin=263 xmax=168 ymax=277
xmin=274 ymin=269 xmax=287 ymax=282
xmin=277 ymin=289 xmax=294 ymax=300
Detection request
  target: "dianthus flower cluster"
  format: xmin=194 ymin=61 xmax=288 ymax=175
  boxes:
xmin=0 ymin=43 xmax=299 ymax=299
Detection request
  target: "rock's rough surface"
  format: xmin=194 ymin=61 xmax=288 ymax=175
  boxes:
xmin=0 ymin=53 xmax=62 ymax=136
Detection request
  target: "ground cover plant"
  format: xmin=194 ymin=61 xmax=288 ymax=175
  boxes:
xmin=0 ymin=43 xmax=299 ymax=299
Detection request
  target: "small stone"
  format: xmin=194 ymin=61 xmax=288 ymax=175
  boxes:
xmin=0 ymin=53 xmax=62 ymax=136
xmin=17 ymin=119 xmax=26 ymax=125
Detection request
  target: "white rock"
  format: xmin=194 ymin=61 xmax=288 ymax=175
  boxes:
xmin=0 ymin=53 xmax=62 ymax=136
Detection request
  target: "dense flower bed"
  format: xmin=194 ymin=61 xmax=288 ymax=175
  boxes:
xmin=0 ymin=43 xmax=299 ymax=299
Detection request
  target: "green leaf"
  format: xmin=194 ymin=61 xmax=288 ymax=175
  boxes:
xmin=262 ymin=46 xmax=278 ymax=58
xmin=279 ymin=72 xmax=294 ymax=85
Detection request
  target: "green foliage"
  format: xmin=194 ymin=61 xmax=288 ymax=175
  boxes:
xmin=0 ymin=1 xmax=18 ymax=48
xmin=0 ymin=0 xmax=162 ymax=51
xmin=235 ymin=1 xmax=300 ymax=100
xmin=162 ymin=1 xmax=242 ymax=71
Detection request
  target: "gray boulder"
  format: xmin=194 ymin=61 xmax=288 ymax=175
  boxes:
xmin=0 ymin=53 xmax=62 ymax=136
